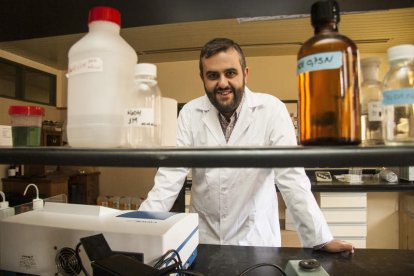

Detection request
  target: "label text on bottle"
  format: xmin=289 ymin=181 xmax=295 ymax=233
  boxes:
xmin=297 ymin=51 xmax=343 ymax=74
xmin=67 ymin=57 xmax=103 ymax=77
xmin=125 ymin=108 xmax=155 ymax=127
xmin=383 ymin=88 xmax=414 ymax=105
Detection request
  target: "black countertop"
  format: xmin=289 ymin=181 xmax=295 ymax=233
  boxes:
xmin=2 ymin=244 xmax=413 ymax=275
xmin=184 ymin=179 xmax=414 ymax=193
xmin=190 ymin=244 xmax=414 ymax=276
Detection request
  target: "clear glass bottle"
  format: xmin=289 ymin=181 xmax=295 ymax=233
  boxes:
xmin=97 ymin=195 xmax=108 ymax=207
xmin=126 ymin=63 xmax=162 ymax=147
xmin=297 ymin=0 xmax=360 ymax=145
xmin=382 ymin=44 xmax=414 ymax=145
xmin=360 ymin=57 xmax=384 ymax=145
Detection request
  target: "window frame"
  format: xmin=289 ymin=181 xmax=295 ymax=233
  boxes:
xmin=0 ymin=57 xmax=57 ymax=106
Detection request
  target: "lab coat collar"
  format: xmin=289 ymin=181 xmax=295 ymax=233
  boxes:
xmin=199 ymin=87 xmax=261 ymax=145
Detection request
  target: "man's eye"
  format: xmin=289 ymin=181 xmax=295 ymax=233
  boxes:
xmin=206 ymin=73 xmax=218 ymax=79
xmin=225 ymin=71 xmax=237 ymax=78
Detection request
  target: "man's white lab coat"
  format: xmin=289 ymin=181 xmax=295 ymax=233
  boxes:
xmin=139 ymin=87 xmax=333 ymax=247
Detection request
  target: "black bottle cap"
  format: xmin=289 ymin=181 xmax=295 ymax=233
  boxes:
xmin=311 ymin=0 xmax=340 ymax=26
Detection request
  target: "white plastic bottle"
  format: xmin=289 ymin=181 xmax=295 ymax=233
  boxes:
xmin=126 ymin=63 xmax=162 ymax=147
xmin=360 ymin=57 xmax=384 ymax=145
xmin=382 ymin=44 xmax=414 ymax=145
xmin=67 ymin=6 xmax=137 ymax=148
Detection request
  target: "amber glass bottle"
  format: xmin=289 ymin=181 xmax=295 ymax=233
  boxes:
xmin=298 ymin=0 xmax=360 ymax=145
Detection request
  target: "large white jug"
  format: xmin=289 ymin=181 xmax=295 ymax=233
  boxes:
xmin=67 ymin=6 xmax=137 ymax=147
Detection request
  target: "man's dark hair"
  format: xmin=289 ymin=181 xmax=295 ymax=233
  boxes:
xmin=199 ymin=38 xmax=246 ymax=74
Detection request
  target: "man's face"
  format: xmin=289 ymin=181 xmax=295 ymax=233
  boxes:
xmin=200 ymin=48 xmax=248 ymax=117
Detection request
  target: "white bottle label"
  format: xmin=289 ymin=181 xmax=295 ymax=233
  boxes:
xmin=125 ymin=108 xmax=155 ymax=127
xmin=383 ymin=88 xmax=414 ymax=105
xmin=367 ymin=101 xmax=382 ymax=121
xmin=297 ymin=51 xmax=343 ymax=74
xmin=67 ymin=57 xmax=103 ymax=77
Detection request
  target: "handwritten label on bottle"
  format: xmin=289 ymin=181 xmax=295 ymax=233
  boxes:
xmin=125 ymin=108 xmax=155 ymax=127
xmin=67 ymin=57 xmax=103 ymax=77
xmin=383 ymin=88 xmax=414 ymax=105
xmin=297 ymin=51 xmax=343 ymax=74
xmin=368 ymin=101 xmax=382 ymax=121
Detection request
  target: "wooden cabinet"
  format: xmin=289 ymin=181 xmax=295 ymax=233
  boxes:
xmin=68 ymin=172 xmax=100 ymax=205
xmin=1 ymin=176 xmax=68 ymax=206
xmin=1 ymin=172 xmax=100 ymax=206
xmin=399 ymin=192 xmax=414 ymax=250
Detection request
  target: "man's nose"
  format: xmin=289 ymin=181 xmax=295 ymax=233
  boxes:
xmin=217 ymin=75 xmax=229 ymax=88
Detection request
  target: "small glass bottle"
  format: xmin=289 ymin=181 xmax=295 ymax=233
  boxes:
xmin=126 ymin=63 xmax=162 ymax=147
xmin=109 ymin=196 xmax=120 ymax=209
xmin=360 ymin=57 xmax=384 ymax=145
xmin=382 ymin=44 xmax=414 ymax=145
xmin=119 ymin=196 xmax=131 ymax=210
xmin=297 ymin=0 xmax=360 ymax=145
xmin=8 ymin=164 xmax=16 ymax=177
xmin=97 ymin=195 xmax=108 ymax=207
xmin=130 ymin=197 xmax=142 ymax=210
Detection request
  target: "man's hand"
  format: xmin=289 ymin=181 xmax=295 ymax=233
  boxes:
xmin=320 ymin=239 xmax=355 ymax=254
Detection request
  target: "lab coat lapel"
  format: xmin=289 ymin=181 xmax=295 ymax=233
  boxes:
xmin=228 ymin=88 xmax=255 ymax=145
xmin=200 ymin=98 xmax=227 ymax=145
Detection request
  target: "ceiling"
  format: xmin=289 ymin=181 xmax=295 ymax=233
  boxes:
xmin=0 ymin=6 xmax=413 ymax=70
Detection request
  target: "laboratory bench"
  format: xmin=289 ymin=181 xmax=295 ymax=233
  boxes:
xmin=190 ymin=244 xmax=414 ymax=276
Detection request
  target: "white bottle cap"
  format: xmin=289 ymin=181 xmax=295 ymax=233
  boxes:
xmin=387 ymin=44 xmax=414 ymax=63
xmin=135 ymin=63 xmax=157 ymax=77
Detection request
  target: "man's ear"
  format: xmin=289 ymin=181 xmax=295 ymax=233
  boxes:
xmin=244 ymin=67 xmax=249 ymax=83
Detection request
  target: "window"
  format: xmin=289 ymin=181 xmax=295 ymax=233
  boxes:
xmin=0 ymin=59 xmax=17 ymax=98
xmin=0 ymin=57 xmax=56 ymax=106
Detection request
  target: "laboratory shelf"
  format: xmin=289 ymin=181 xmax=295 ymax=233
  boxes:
xmin=0 ymin=145 xmax=413 ymax=168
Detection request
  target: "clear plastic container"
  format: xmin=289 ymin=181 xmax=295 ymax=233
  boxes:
xmin=8 ymin=106 xmax=45 ymax=147
xmin=382 ymin=44 xmax=414 ymax=145
xmin=126 ymin=63 xmax=162 ymax=147
xmin=67 ymin=6 xmax=137 ymax=148
xmin=360 ymin=57 xmax=384 ymax=145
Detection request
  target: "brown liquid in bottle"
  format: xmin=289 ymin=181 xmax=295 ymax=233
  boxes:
xmin=298 ymin=0 xmax=360 ymax=145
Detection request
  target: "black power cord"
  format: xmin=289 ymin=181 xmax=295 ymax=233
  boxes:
xmin=165 ymin=270 xmax=204 ymax=276
xmin=154 ymin=249 xmax=184 ymax=269
xmin=238 ymin=263 xmax=287 ymax=276
xmin=75 ymin=242 xmax=91 ymax=276
xmin=154 ymin=249 xmax=204 ymax=276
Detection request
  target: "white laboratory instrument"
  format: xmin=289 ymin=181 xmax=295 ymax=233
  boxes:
xmin=0 ymin=202 xmax=198 ymax=275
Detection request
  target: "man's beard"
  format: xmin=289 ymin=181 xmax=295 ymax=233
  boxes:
xmin=205 ymin=83 xmax=244 ymax=115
